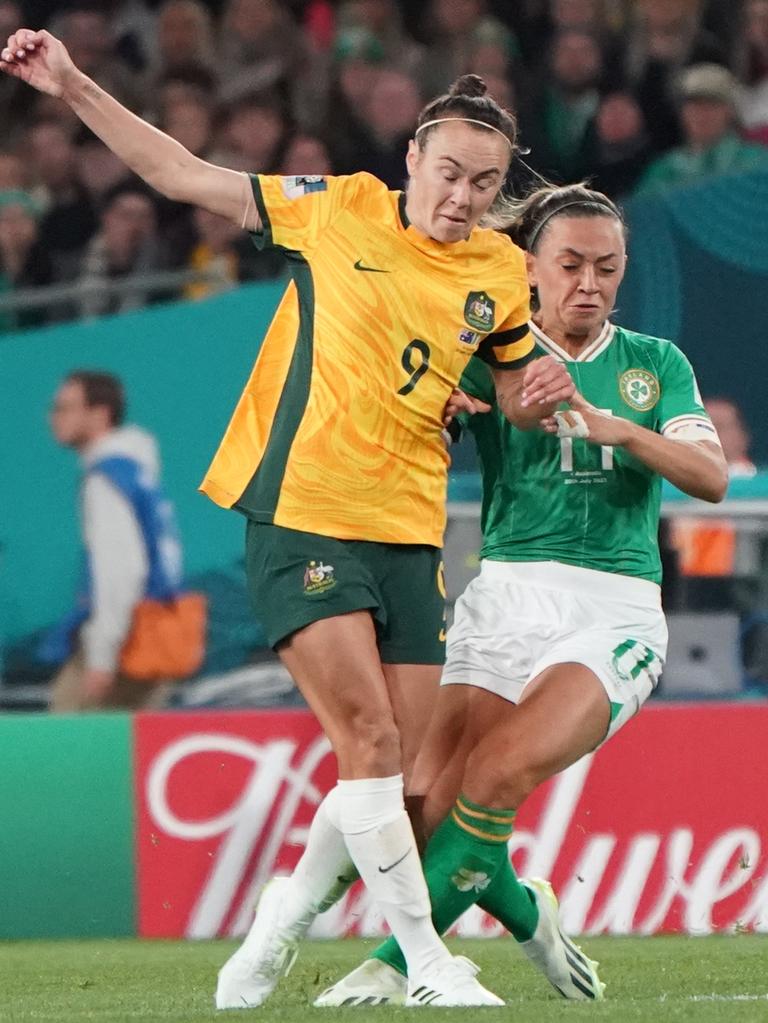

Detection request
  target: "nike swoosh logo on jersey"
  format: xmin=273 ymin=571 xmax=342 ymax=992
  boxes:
xmin=354 ymin=259 xmax=390 ymax=273
xmin=378 ymin=848 xmax=411 ymax=872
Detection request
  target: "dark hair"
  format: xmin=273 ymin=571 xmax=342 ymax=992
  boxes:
xmin=415 ymin=73 xmax=518 ymax=155
xmin=507 ymin=182 xmax=626 ymax=253
xmin=65 ymin=371 xmax=125 ymax=426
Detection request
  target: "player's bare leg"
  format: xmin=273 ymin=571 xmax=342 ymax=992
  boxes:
xmin=273 ymin=660 xmax=444 ymax=925
xmin=217 ymin=612 xmax=502 ymax=1008
xmin=409 ymin=684 xmax=510 ymax=839
xmin=318 ymin=666 xmax=608 ymax=1006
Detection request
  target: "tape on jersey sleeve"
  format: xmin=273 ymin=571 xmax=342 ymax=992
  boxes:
xmin=661 ymin=415 xmax=722 ymax=445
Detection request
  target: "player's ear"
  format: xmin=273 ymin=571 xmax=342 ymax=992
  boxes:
xmin=406 ymin=138 xmax=420 ymax=176
xmin=525 ymin=251 xmax=537 ymax=288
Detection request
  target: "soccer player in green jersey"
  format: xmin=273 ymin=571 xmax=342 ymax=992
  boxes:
xmin=316 ymin=183 xmax=728 ymax=1006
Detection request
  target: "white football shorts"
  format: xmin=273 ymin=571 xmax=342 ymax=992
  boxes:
xmin=442 ymin=560 xmax=668 ymax=741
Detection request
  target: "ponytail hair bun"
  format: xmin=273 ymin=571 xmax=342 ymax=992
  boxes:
xmin=448 ymin=74 xmax=488 ymax=99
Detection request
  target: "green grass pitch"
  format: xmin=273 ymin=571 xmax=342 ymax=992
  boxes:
xmin=1 ymin=935 xmax=766 ymax=1022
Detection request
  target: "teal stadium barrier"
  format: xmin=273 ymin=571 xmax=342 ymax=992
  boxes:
xmin=0 ymin=281 xmax=284 ymax=648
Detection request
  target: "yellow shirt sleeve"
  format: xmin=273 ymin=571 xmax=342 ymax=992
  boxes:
xmin=249 ymin=173 xmax=362 ymax=254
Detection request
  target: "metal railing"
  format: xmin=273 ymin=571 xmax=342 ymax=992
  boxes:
xmin=0 ymin=267 xmax=263 ymax=322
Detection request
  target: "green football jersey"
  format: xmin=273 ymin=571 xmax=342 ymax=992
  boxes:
xmin=459 ymin=322 xmax=714 ymax=583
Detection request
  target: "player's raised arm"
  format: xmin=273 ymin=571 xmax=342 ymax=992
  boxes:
xmin=0 ymin=29 xmax=258 ymax=230
xmin=551 ymin=390 xmax=728 ymax=503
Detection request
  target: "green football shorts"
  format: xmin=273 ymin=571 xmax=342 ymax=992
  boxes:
xmin=245 ymin=520 xmax=447 ymax=664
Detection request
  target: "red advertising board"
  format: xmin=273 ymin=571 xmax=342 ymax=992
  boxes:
xmin=135 ymin=704 xmax=768 ymax=939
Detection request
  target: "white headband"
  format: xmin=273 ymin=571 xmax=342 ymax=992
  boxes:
xmin=415 ymin=117 xmax=513 ymax=149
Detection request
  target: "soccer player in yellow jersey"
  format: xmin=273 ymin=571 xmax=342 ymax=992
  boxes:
xmin=2 ymin=29 xmax=574 ymax=1008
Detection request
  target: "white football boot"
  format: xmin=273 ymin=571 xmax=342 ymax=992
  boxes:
xmin=519 ymin=878 xmax=605 ymax=1001
xmin=215 ymin=877 xmax=302 ymax=1009
xmin=314 ymin=958 xmax=408 ymax=1007
xmin=406 ymin=955 xmax=504 ymax=1007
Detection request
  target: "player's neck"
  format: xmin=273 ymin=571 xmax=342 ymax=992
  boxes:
xmin=533 ymin=315 xmax=606 ymax=358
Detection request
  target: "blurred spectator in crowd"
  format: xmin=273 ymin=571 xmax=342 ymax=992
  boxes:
xmin=418 ymin=0 xmax=520 ymax=98
xmin=0 ymin=189 xmax=53 ymax=330
xmin=337 ymin=67 xmax=420 ymax=186
xmin=217 ymin=0 xmax=307 ymax=109
xmin=521 ymin=28 xmax=605 ymax=182
xmin=321 ymin=27 xmax=384 ymax=172
xmin=476 ymin=70 xmax=515 ymax=113
xmin=153 ymin=93 xmax=217 ymax=265
xmin=222 ymin=94 xmax=288 ymax=173
xmin=337 ymin=0 xmax=423 ymax=76
xmin=671 ymin=398 xmax=757 ymax=591
xmin=161 ymin=94 xmax=214 ymax=157
xmin=623 ymin=0 xmax=727 ymax=154
xmin=0 ymin=0 xmax=34 ymax=140
xmin=182 ymin=198 xmax=286 ymax=295
xmin=635 ymin=64 xmax=768 ymax=196
xmin=43 ymin=370 xmax=184 ymax=711
xmin=516 ymin=0 xmax=620 ymax=65
xmin=704 ymin=397 xmax=757 ymax=478
xmin=279 ymin=133 xmax=334 ymax=176
xmin=0 ymin=149 xmax=27 ymax=189
xmin=76 ymin=139 xmax=132 ymax=205
xmin=76 ymin=182 xmax=168 ymax=320
xmin=737 ymin=1 xmax=768 ymax=143
xmin=183 ymin=206 xmax=243 ymax=301
xmin=301 ymin=0 xmax=336 ymax=52
xmin=148 ymin=0 xmax=216 ymax=86
xmin=152 ymin=64 xmax=218 ymax=122
xmin=27 ymin=120 xmax=97 ymax=285
xmin=49 ymin=6 xmax=145 ymax=111
xmin=734 ymin=0 xmax=768 ymax=86
xmin=590 ymin=90 xmax=653 ymax=198
xmin=549 ymin=0 xmax=611 ymax=34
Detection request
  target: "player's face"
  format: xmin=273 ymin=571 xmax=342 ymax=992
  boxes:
xmin=405 ymin=120 xmax=509 ymax=243
xmin=528 ymin=216 xmax=626 ymax=340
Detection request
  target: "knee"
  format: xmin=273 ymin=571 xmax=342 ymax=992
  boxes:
xmin=334 ymin=707 xmax=402 ymax=777
xmin=463 ymin=748 xmax=540 ymax=810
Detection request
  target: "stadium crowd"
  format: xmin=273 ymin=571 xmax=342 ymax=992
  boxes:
xmin=2 ymin=0 xmax=768 ymax=328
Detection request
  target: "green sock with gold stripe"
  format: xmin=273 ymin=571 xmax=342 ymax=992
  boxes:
xmin=476 ymin=854 xmax=539 ymax=941
xmin=370 ymin=794 xmax=517 ymax=975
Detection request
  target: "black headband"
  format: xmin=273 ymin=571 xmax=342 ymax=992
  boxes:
xmin=527 ymin=199 xmax=619 ymax=251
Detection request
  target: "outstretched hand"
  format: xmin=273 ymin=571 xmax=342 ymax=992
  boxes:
xmin=521 ymin=354 xmax=575 ymax=409
xmin=540 ymin=390 xmax=631 ymax=446
xmin=443 ymin=388 xmax=492 ymax=426
xmin=0 ymin=29 xmax=78 ymax=98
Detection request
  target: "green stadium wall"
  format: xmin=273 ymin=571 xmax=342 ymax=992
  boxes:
xmin=0 ymin=714 xmax=134 ymax=938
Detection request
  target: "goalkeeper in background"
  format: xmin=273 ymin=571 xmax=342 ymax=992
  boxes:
xmin=313 ymin=182 xmax=728 ymax=1005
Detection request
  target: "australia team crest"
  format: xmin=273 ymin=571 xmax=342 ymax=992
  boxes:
xmin=464 ymin=291 xmax=496 ymax=332
xmin=303 ymin=560 xmax=336 ymax=595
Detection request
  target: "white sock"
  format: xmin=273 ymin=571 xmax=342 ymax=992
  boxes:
xmin=279 ymin=786 xmax=357 ymax=932
xmin=337 ymin=774 xmax=450 ymax=981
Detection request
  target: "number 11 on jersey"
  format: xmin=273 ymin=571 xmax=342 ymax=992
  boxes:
xmin=559 ymin=409 xmax=614 ymax=472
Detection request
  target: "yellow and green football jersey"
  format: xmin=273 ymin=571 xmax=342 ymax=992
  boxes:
xmin=201 ymin=172 xmax=533 ymax=545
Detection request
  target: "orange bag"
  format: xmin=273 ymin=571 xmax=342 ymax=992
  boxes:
xmin=119 ymin=592 xmax=207 ymax=682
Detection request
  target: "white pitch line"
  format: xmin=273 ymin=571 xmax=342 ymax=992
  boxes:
xmin=687 ymin=994 xmax=768 ymax=1002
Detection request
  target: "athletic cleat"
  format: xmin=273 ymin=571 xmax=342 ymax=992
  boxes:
xmin=314 ymin=958 xmax=408 ymax=1007
xmin=406 ymin=955 xmax=504 ymax=1007
xmin=519 ymin=878 xmax=605 ymax=1001
xmin=215 ymin=877 xmax=300 ymax=1009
